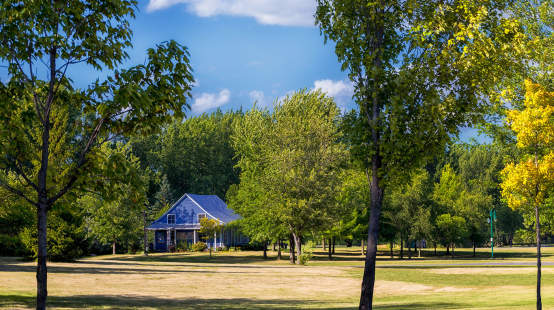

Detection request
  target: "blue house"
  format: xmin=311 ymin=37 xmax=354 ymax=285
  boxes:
xmin=147 ymin=193 xmax=247 ymax=252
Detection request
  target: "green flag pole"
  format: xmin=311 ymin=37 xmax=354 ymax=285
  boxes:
xmin=489 ymin=209 xmax=496 ymax=258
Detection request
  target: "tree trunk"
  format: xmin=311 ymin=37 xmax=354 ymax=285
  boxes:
xmin=473 ymin=241 xmax=476 ymax=257
xmin=357 ymin=8 xmax=385 ymax=309
xmin=452 ymin=243 xmax=455 ymax=257
xmin=293 ymin=233 xmax=302 ymax=265
xmin=408 ymin=239 xmax=412 ymax=259
xmin=434 ymin=242 xmax=437 ymax=256
xmin=446 ymin=245 xmax=450 ymax=256
xmin=332 ymin=236 xmax=335 ymax=254
xmin=328 ymin=238 xmax=332 ymax=260
xmin=263 ymin=241 xmax=267 ymax=259
xmin=289 ymin=234 xmax=295 ymax=264
xmin=389 ymin=241 xmax=393 ymax=259
xmin=359 ymin=161 xmax=384 ymax=309
xmin=400 ymin=238 xmax=404 ymax=259
xmin=361 ymin=238 xmax=364 ymax=256
xmin=278 ymin=239 xmax=282 ymax=260
xmin=536 ymin=204 xmax=542 ymax=310
xmin=418 ymin=241 xmax=421 ymax=258
xmin=323 ymin=238 xmax=326 ymax=250
xmin=143 ymin=211 xmax=148 ymax=256
xmin=36 ymin=203 xmax=48 ymax=310
xmin=112 ymin=241 xmax=116 ymax=255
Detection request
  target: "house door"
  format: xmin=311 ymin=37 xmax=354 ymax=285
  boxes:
xmin=155 ymin=230 xmax=167 ymax=252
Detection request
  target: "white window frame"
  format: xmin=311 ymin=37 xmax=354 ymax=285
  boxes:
xmin=198 ymin=213 xmax=207 ymax=222
xmin=167 ymin=214 xmax=176 ymax=224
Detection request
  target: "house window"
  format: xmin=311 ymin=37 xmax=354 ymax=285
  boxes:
xmin=167 ymin=214 xmax=176 ymax=224
xmin=198 ymin=213 xmax=207 ymax=222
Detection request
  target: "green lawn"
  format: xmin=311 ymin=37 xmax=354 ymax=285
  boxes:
xmin=1 ymin=246 xmax=553 ymax=309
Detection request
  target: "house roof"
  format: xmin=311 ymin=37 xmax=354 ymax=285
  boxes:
xmin=147 ymin=193 xmax=240 ymax=230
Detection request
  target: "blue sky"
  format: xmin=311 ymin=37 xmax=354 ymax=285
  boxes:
xmin=108 ymin=0 xmax=358 ymax=115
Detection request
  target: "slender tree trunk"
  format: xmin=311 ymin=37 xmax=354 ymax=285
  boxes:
xmin=332 ymin=236 xmax=336 ymax=254
xmin=408 ymin=239 xmax=412 ymax=259
xmin=452 ymin=243 xmax=455 ymax=258
xmin=273 ymin=242 xmax=276 ymax=251
xmin=289 ymin=234 xmax=295 ymax=264
xmin=143 ymin=211 xmax=148 ymax=256
xmin=536 ymin=203 xmax=542 ymax=310
xmin=418 ymin=241 xmax=421 ymax=258
xmin=36 ymin=203 xmax=48 ymax=310
xmin=328 ymin=238 xmax=332 ymax=260
xmin=446 ymin=245 xmax=450 ymax=256
xmin=293 ymin=233 xmax=302 ymax=265
xmin=473 ymin=241 xmax=476 ymax=257
xmin=389 ymin=241 xmax=393 ymax=259
xmin=112 ymin=241 xmax=116 ymax=255
xmin=359 ymin=161 xmax=384 ymax=309
xmin=263 ymin=241 xmax=267 ymax=259
xmin=323 ymin=238 xmax=326 ymax=250
xmin=361 ymin=238 xmax=364 ymax=256
xmin=434 ymin=242 xmax=437 ymax=256
xmin=400 ymin=238 xmax=404 ymax=259
xmin=278 ymin=239 xmax=282 ymax=260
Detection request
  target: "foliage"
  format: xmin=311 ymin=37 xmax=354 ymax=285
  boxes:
xmin=20 ymin=208 xmax=86 ymax=261
xmin=80 ymin=143 xmax=147 ymax=254
xmin=435 ymin=214 xmax=469 ymax=250
xmin=501 ymin=81 xmax=554 ymax=213
xmin=191 ymin=241 xmax=207 ymax=252
xmin=0 ymin=1 xmax=194 ymax=307
xmin=229 ymin=90 xmax=346 ymax=263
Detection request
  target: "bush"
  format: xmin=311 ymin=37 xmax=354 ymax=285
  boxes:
xmin=176 ymin=241 xmax=189 ymax=252
xmin=20 ymin=210 xmax=85 ymax=261
xmin=191 ymin=241 xmax=207 ymax=252
xmin=0 ymin=234 xmax=28 ymax=256
xmin=299 ymin=252 xmax=313 ymax=265
xmin=513 ymin=229 xmax=535 ymax=244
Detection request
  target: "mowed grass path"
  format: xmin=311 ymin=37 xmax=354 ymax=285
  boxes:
xmin=1 ymin=246 xmax=554 ymax=309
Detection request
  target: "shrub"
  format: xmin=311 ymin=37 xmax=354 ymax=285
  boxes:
xmin=20 ymin=210 xmax=85 ymax=261
xmin=191 ymin=241 xmax=207 ymax=252
xmin=0 ymin=234 xmax=28 ymax=256
xmin=176 ymin=241 xmax=189 ymax=252
xmin=299 ymin=252 xmax=313 ymax=265
xmin=513 ymin=229 xmax=535 ymax=244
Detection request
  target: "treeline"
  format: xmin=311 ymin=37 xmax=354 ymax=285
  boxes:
xmin=0 ymin=95 xmax=548 ymax=261
xmin=0 ymin=111 xmax=241 ymax=259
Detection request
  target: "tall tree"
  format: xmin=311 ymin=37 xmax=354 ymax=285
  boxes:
xmin=501 ymin=80 xmax=554 ymax=310
xmin=0 ymin=1 xmax=194 ymax=308
xmin=230 ymin=90 xmax=346 ymax=264
xmin=315 ymin=1 xmax=512 ymax=307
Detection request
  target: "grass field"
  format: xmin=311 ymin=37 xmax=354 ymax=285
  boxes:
xmin=1 ymin=246 xmax=554 ymax=309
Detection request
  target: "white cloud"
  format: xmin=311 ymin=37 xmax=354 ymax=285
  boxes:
xmin=313 ymin=79 xmax=355 ymax=111
xmin=248 ymin=90 xmax=267 ymax=107
xmin=146 ymin=0 xmax=315 ymax=27
xmin=192 ymin=89 xmax=230 ymax=113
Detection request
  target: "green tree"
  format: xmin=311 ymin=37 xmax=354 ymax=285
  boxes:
xmin=435 ymin=213 xmax=469 ymax=256
xmin=315 ymin=0 xmax=513 ymax=306
xmin=230 ymin=90 xmax=346 ymax=264
xmin=199 ymin=217 xmax=223 ymax=258
xmin=384 ymin=169 xmax=432 ymax=259
xmin=82 ymin=144 xmax=147 ymax=255
xmin=0 ymin=2 xmax=194 ymax=308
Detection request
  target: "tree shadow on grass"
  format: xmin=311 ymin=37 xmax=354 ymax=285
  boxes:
xmin=101 ymin=253 xmax=279 ymax=265
xmin=0 ymin=263 xmax=253 ymax=275
xmin=0 ymin=294 xmax=355 ymax=310
xmin=374 ymin=302 xmax=468 ymax=309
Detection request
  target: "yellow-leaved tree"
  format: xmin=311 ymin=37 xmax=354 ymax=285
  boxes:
xmin=501 ymin=80 xmax=554 ymax=310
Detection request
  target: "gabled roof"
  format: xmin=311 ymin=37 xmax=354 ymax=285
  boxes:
xmin=147 ymin=193 xmax=240 ymax=230
xmin=187 ymin=193 xmax=241 ymax=223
